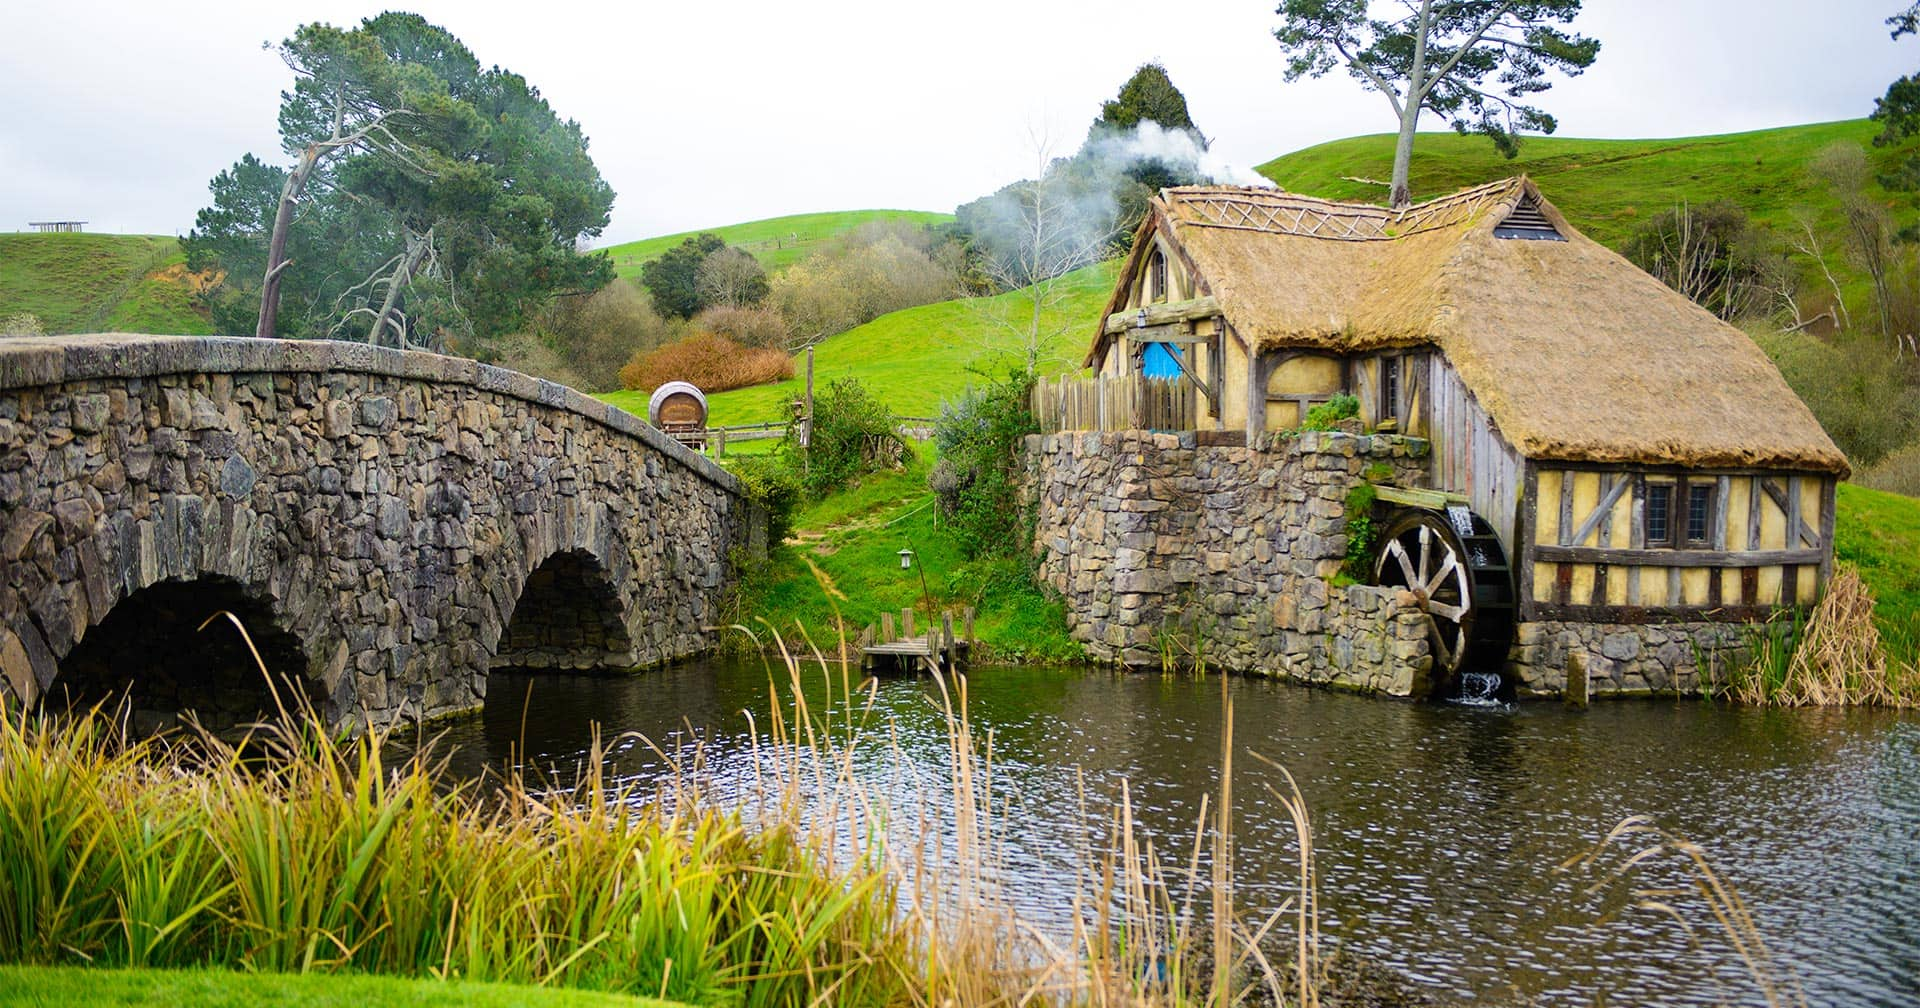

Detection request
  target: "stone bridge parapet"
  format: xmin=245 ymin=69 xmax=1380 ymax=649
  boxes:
xmin=0 ymin=334 xmax=753 ymax=731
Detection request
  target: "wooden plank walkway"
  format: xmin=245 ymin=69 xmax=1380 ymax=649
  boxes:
xmin=860 ymin=606 xmax=974 ymax=673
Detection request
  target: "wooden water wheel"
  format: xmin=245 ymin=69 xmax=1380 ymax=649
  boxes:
xmin=1371 ymin=507 xmax=1516 ymax=689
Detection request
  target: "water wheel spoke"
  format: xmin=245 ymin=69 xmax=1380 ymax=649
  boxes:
xmin=1387 ymin=540 xmax=1417 ymax=586
xmin=1423 ymin=553 xmax=1459 ymax=598
xmin=1416 ymin=525 xmax=1431 ymax=583
xmin=1427 ymin=600 xmax=1467 ymax=622
xmin=1424 ymin=613 xmax=1456 ymax=668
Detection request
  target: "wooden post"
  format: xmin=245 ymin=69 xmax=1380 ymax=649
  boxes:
xmin=1565 ymin=650 xmax=1589 ymax=708
xmin=881 ymin=612 xmax=895 ymax=644
xmin=963 ymin=607 xmax=976 ymax=648
xmin=942 ymin=612 xmax=955 ymax=668
xmin=901 ymin=608 xmax=915 ymax=640
xmin=801 ymin=346 xmax=815 ymax=449
xmin=715 ymin=428 xmax=727 ymax=458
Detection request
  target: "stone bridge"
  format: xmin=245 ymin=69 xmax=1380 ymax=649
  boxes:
xmin=0 ymin=334 xmax=758 ymax=732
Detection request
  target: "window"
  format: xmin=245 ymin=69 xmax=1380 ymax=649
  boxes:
xmin=1380 ymin=356 xmax=1401 ymax=424
xmin=1646 ymin=483 xmax=1672 ymax=547
xmin=1686 ymin=483 xmax=1713 ymax=545
xmin=1150 ymin=250 xmax=1168 ymax=303
xmin=1642 ymin=476 xmax=1714 ymax=548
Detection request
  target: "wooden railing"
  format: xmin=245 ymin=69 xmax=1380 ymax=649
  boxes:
xmin=1029 ymin=373 xmax=1196 ymax=433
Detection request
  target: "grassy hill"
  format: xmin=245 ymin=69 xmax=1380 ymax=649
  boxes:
xmin=601 ymin=262 xmax=1115 ymax=426
xmin=1255 ymin=119 xmax=1917 ymax=250
xmin=0 ymin=233 xmax=214 ymax=335
xmin=599 ymin=209 xmax=953 ymax=280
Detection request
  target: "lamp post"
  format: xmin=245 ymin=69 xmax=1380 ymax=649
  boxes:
xmin=898 ymin=548 xmax=915 ymax=570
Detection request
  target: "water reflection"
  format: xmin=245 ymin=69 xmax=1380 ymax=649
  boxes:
xmin=404 ymin=660 xmax=1920 ymax=1008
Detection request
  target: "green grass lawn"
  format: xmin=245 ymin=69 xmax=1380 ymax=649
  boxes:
xmin=599 ymin=209 xmax=953 ymax=280
xmin=1256 ymin=119 xmax=1919 ymax=252
xmin=0 ymin=966 xmax=683 ymax=1008
xmin=600 ymin=262 xmax=1115 ymax=427
xmin=0 ymin=233 xmax=213 ymax=335
xmin=727 ymin=442 xmax=1080 ymax=663
xmin=1835 ymin=482 xmax=1920 ymax=665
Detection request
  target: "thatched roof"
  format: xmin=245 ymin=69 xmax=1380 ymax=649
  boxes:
xmin=1096 ymin=178 xmax=1848 ymax=475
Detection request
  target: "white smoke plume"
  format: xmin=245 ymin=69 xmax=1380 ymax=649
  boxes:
xmin=958 ymin=122 xmax=1273 ymax=289
xmin=1081 ymin=121 xmax=1274 ymax=189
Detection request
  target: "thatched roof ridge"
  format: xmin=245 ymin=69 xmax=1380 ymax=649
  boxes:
xmin=1096 ymin=178 xmax=1847 ymax=474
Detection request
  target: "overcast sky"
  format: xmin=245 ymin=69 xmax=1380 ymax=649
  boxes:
xmin=1 ymin=1 xmax=1913 ymax=246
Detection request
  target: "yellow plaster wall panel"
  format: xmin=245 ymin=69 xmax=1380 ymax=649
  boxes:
xmin=1268 ymin=355 xmax=1343 ymax=395
xmin=1681 ymin=568 xmax=1711 ymax=607
xmin=1759 ymin=493 xmax=1786 ymax=550
xmin=1570 ymin=472 xmax=1600 ymax=546
xmin=1758 ymin=564 xmax=1783 ymax=604
xmin=1639 ymin=567 xmax=1668 ymax=606
xmin=1570 ymin=562 xmax=1596 ymax=602
xmin=1533 ymin=562 xmax=1557 ymax=602
xmin=1536 ymin=470 xmax=1562 ymax=545
xmin=1727 ymin=479 xmax=1751 ymax=552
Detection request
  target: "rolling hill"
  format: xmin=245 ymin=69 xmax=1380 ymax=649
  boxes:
xmin=598 ymin=209 xmax=953 ymax=280
xmin=602 ymin=263 xmax=1115 ymax=427
xmin=0 ymin=233 xmax=215 ymax=336
xmin=1255 ymin=118 xmax=1918 ymax=251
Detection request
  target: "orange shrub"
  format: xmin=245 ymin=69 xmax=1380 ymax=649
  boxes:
xmin=619 ymin=332 xmax=794 ymax=393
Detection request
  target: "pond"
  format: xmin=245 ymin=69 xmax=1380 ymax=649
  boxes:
xmin=411 ymin=658 xmax=1919 ymax=1008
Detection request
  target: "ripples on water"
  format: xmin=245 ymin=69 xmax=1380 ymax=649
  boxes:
xmin=406 ymin=660 xmax=1920 ymax=1008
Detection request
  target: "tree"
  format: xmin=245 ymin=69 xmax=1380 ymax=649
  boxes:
xmin=1623 ymin=202 xmax=1785 ymax=322
xmin=1088 ymin=62 xmax=1203 ymax=142
xmin=1085 ymin=63 xmax=1211 ymax=244
xmin=1274 ymin=1 xmax=1600 ymax=208
xmin=956 ymin=143 xmax=1116 ymax=376
xmin=639 ymin=233 xmax=727 ymax=319
xmin=1873 ymin=5 xmax=1920 ymax=206
xmin=186 ymin=13 xmax=613 ymax=349
xmin=694 ymin=247 xmax=770 ymax=308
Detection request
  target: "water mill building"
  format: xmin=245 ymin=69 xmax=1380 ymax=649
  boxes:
xmin=1024 ymin=178 xmax=1847 ymax=699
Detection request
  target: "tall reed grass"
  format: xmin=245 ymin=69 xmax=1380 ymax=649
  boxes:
xmin=1720 ymin=566 xmax=1919 ymax=707
xmin=0 ymin=622 xmax=1811 ymax=1006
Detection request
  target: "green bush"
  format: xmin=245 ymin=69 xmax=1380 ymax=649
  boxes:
xmin=1300 ymin=393 xmax=1360 ymax=432
xmin=1341 ymin=482 xmax=1379 ymax=582
xmin=789 ymin=377 xmax=904 ymax=499
xmin=930 ymin=373 xmax=1039 ymax=560
xmin=729 ymin=454 xmax=804 ymax=547
xmin=1753 ymin=327 xmax=1920 ymax=468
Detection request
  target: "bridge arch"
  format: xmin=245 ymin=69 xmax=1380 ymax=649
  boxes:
xmin=496 ymin=547 xmax=637 ymax=670
xmin=53 ymin=574 xmax=313 ymax=734
xmin=0 ymin=334 xmax=756 ymax=731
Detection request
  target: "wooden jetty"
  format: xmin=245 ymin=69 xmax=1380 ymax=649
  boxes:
xmin=860 ymin=606 xmax=974 ymax=673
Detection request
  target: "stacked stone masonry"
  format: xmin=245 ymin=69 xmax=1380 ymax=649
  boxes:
xmin=0 ymin=335 xmax=754 ymax=732
xmin=1509 ymin=620 xmax=1749 ymax=698
xmin=1025 ymin=430 xmax=1755 ymax=699
xmin=1024 ymin=430 xmax=1436 ymax=696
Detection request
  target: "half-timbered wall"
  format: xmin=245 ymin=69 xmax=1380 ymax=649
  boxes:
xmin=1099 ymin=236 xmax=1226 ymax=428
xmin=1523 ymin=466 xmax=1836 ymax=621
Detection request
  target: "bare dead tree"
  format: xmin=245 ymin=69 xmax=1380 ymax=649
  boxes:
xmin=1789 ymin=212 xmax=1852 ymax=332
xmin=970 ymin=134 xmax=1116 ymax=377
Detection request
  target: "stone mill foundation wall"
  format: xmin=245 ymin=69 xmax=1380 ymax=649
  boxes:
xmin=1023 ymin=430 xmax=1436 ymax=696
xmin=1509 ymin=620 xmax=1750 ymax=698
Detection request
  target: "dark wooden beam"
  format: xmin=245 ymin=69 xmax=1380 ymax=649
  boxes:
xmin=1530 ymin=544 xmax=1826 ymax=568
xmin=1527 ymin=602 xmax=1803 ymax=624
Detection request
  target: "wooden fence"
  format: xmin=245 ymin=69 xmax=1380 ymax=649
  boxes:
xmin=1029 ymin=374 xmax=1196 ymax=433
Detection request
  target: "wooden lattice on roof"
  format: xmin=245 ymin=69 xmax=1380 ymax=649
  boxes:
xmin=1175 ymin=179 xmax=1517 ymax=242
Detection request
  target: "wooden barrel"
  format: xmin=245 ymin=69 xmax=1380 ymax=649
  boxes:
xmin=647 ymin=381 xmax=708 ymax=428
xmin=647 ymin=381 xmax=708 ymax=450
